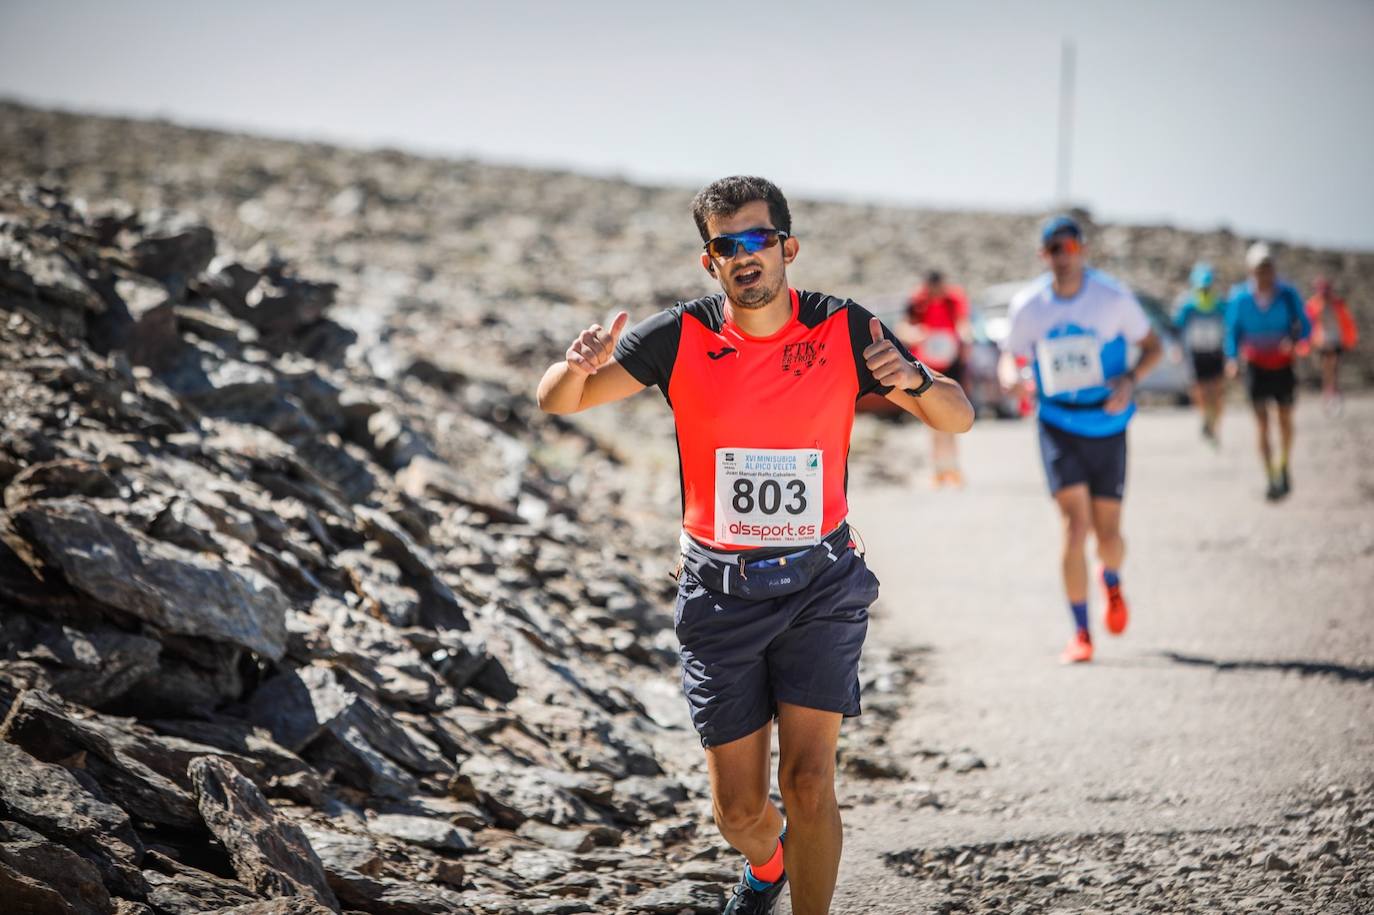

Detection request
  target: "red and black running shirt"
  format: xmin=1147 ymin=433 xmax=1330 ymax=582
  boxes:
xmin=613 ymin=288 xmax=909 ymax=550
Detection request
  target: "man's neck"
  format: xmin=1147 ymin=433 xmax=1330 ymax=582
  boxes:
xmin=726 ymin=289 xmax=792 ymax=337
xmin=1052 ymin=269 xmax=1084 ymax=299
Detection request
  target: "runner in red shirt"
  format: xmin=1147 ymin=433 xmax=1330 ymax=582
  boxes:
xmin=900 ymin=271 xmax=973 ymax=487
xmin=538 ymin=176 xmax=973 ymax=914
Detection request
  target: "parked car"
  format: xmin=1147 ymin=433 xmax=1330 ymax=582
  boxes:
xmin=968 ymin=282 xmax=1029 ymax=418
xmin=1131 ymin=292 xmax=1193 ymax=405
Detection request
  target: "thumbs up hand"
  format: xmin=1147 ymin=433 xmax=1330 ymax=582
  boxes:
xmin=566 ymin=311 xmax=629 ymax=376
xmin=863 ymin=316 xmax=923 ymax=389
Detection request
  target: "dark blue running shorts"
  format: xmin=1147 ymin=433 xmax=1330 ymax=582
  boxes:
xmin=674 ymin=546 xmax=877 ymax=748
xmin=1038 ymin=419 xmax=1127 ymax=500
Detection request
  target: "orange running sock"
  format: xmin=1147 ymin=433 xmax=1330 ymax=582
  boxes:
xmin=747 ymin=839 xmax=785 ymax=885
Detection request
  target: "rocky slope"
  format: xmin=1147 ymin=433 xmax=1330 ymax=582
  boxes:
xmin=0 ymin=180 xmax=769 ymax=913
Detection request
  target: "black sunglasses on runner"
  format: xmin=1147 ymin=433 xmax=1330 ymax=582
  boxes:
xmin=703 ymin=227 xmax=790 ymax=260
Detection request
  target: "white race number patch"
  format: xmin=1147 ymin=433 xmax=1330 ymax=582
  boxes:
xmin=1185 ymin=318 xmax=1224 ymax=352
xmin=715 ymin=448 xmax=823 ymax=546
xmin=1036 ymin=334 xmax=1104 ymax=397
xmin=918 ymin=330 xmax=960 ymax=371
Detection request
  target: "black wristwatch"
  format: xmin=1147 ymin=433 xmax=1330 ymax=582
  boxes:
xmin=902 ymin=360 xmax=935 ymax=398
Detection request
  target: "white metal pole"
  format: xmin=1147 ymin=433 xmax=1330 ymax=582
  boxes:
xmin=1056 ymin=39 xmax=1076 ymax=206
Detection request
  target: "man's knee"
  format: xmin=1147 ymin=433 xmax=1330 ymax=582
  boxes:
xmin=778 ymin=761 xmax=836 ymax=821
xmin=713 ymin=786 xmax=771 ymax=835
xmin=1062 ymin=515 xmax=1090 ymax=550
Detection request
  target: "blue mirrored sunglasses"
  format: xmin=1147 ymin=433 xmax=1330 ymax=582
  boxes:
xmin=703 ymin=227 xmax=789 ymax=260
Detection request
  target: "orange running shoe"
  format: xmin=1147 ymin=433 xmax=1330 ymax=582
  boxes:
xmin=1060 ymin=630 xmax=1093 ymax=664
xmin=1103 ymin=578 xmax=1129 ymax=636
xmin=941 ymin=468 xmax=966 ymax=488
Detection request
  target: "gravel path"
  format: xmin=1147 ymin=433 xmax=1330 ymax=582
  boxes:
xmin=811 ymin=394 xmax=1374 ymax=913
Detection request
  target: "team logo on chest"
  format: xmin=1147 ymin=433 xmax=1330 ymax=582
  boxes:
xmin=780 ymin=341 xmax=827 ymax=376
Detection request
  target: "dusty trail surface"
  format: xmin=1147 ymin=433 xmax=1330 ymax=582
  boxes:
xmin=811 ymin=396 xmax=1374 ymax=913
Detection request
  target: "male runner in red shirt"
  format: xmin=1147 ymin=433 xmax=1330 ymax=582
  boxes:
xmin=538 ymin=176 xmax=972 ymax=914
xmin=901 ymin=271 xmax=973 ymax=486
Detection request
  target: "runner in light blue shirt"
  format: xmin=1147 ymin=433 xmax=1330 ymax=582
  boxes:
xmin=1004 ymin=216 xmax=1163 ymax=664
xmin=1173 ymin=262 xmax=1228 ymax=444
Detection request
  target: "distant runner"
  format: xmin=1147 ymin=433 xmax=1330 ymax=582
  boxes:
xmin=1003 ymin=216 xmax=1162 ymax=664
xmin=1304 ymin=277 xmax=1358 ymax=415
xmin=537 ymin=176 xmax=973 ymax=914
xmin=900 ymin=270 xmax=973 ymax=486
xmin=1174 ymin=262 xmax=1227 ymax=444
xmin=1225 ymin=242 xmax=1311 ymax=500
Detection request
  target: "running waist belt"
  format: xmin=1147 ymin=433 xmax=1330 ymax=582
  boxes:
xmin=1043 ymin=397 xmax=1110 ymax=411
xmin=679 ymin=523 xmax=850 ymax=601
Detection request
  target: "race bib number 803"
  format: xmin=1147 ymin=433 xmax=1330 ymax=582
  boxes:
xmin=715 ymin=448 xmax=823 ymax=546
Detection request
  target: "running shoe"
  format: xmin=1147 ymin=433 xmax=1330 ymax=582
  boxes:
xmin=1103 ymin=578 xmax=1129 ymax=636
xmin=1265 ymin=476 xmax=1283 ymax=501
xmin=722 ymin=867 xmax=788 ymax=914
xmin=934 ymin=468 xmax=966 ymax=488
xmin=1060 ymin=630 xmax=1093 ymax=664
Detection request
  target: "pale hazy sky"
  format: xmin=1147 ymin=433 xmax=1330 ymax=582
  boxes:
xmin=3 ymin=0 xmax=1372 ymax=249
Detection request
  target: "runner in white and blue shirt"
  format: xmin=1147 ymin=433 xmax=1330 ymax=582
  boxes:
xmin=1003 ymin=215 xmax=1163 ymax=664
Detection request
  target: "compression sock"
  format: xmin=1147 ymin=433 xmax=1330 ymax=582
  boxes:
xmin=1102 ymin=569 xmax=1120 ymax=589
xmin=745 ymin=838 xmax=785 ymax=890
xmin=1070 ymin=601 xmax=1089 ymax=633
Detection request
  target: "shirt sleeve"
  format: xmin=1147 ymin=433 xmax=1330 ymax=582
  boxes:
xmin=951 ymin=287 xmax=970 ymax=321
xmin=1291 ymin=289 xmax=1313 ymax=342
xmin=847 ymin=300 xmax=916 ymax=397
xmin=1224 ymin=295 xmax=1241 ymax=360
xmin=612 ymin=307 xmax=682 ymax=395
xmin=1119 ymin=289 xmax=1153 ymax=343
xmin=1005 ymin=296 xmax=1034 ymax=358
xmin=1173 ymin=299 xmax=1193 ymax=332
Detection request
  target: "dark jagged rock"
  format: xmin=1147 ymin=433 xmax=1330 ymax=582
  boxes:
xmin=0 ymin=609 xmax=161 ymax=707
xmin=146 ymin=717 xmax=314 ymax=783
xmin=2 ymin=689 xmax=202 ymax=830
xmin=366 ymin=812 xmax=472 ymax=852
xmin=188 ymin=755 xmax=339 ymax=909
xmin=213 ymin=897 xmax=340 ymax=915
xmin=141 ymin=849 xmax=259 ymax=913
xmin=0 ymin=818 xmax=114 ymax=915
xmin=0 ymin=740 xmax=147 ymax=898
xmin=627 ymin=880 xmax=723 ymax=913
xmin=3 ymin=458 xmax=119 ymax=508
xmin=129 ymin=218 xmax=216 ymax=291
xmin=299 ymin=822 xmax=471 ymax=913
xmin=304 ymin=722 xmax=417 ymax=801
xmin=248 ymin=664 xmax=356 ymax=754
xmin=12 ymin=497 xmax=289 ymax=660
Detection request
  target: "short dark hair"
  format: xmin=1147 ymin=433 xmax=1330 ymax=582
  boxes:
xmin=925 ymin=270 xmax=944 ymax=285
xmin=691 ymin=176 xmax=792 ymax=242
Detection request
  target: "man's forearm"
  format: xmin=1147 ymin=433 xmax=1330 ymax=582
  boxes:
xmin=1132 ymin=340 xmax=1164 ymax=381
xmin=894 ymin=376 xmax=975 ymax=432
xmin=537 ymin=362 xmax=587 ymax=414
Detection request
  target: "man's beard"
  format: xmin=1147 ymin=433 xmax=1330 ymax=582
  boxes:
xmin=730 ymin=272 xmax=784 ymax=309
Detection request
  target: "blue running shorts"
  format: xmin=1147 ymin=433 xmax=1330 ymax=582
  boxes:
xmin=1038 ymin=419 xmax=1128 ymax=500
xmin=674 ymin=545 xmax=877 ymax=748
